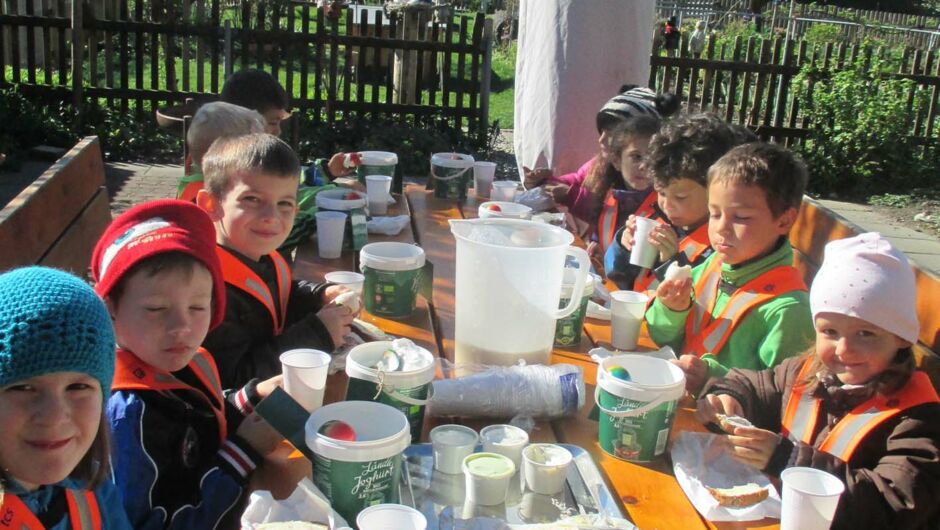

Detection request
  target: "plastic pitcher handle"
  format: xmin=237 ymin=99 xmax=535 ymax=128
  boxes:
xmin=593 ymin=385 xmax=670 ymax=418
xmin=554 ymin=246 xmax=591 ymax=319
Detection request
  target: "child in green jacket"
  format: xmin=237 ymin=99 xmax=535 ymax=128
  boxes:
xmin=645 ymin=142 xmax=815 ymax=394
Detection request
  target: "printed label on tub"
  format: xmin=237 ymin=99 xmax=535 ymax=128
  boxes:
xmin=313 ymin=453 xmax=401 ymax=523
xmin=602 ymin=396 xmax=678 ymax=462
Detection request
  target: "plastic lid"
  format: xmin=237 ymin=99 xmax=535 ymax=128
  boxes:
xmin=360 ymin=242 xmax=426 ymax=271
xmin=431 ymin=152 xmax=475 ymax=169
xmin=315 ymin=188 xmax=367 ymax=210
xmin=359 ymin=151 xmax=398 ymax=166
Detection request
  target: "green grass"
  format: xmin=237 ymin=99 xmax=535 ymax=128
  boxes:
xmin=488 ymin=41 xmax=515 ymax=129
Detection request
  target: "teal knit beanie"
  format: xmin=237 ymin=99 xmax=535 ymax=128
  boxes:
xmin=0 ymin=267 xmax=115 ymax=396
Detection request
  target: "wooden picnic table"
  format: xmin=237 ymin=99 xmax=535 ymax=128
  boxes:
xmin=291 ymin=183 xmax=780 ymax=530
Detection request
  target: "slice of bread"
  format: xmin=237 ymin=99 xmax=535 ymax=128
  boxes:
xmin=716 ymin=414 xmax=753 ymax=433
xmin=706 ymin=482 xmax=770 ymax=508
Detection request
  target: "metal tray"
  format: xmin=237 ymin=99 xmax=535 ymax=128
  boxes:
xmin=398 ymin=443 xmax=632 ymax=529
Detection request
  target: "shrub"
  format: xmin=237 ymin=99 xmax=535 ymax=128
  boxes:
xmin=0 ymin=89 xmax=76 ymax=169
xmin=794 ymin=47 xmax=936 ymax=197
xmin=803 ymin=23 xmax=843 ymax=44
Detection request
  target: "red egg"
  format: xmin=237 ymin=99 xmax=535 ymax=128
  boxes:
xmin=319 ymin=420 xmax=357 ymax=441
xmin=345 ymin=192 xmax=361 ymax=201
xmin=487 ymin=203 xmax=502 ymax=212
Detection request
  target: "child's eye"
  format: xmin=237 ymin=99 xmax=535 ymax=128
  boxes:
xmin=734 ymin=215 xmax=751 ymax=221
xmin=241 ymin=196 xmax=260 ymax=204
xmin=190 ymin=305 xmax=208 ymax=312
xmin=820 ymin=328 xmax=838 ymax=337
xmin=857 ymin=330 xmax=876 ymax=339
xmin=67 ymin=383 xmax=94 ymax=392
xmin=3 ymin=384 xmax=34 ymax=392
xmin=278 ymin=200 xmax=296 ymax=209
xmin=145 ymin=306 xmax=166 ymax=313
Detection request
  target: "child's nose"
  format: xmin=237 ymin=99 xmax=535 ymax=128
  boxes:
xmin=167 ymin=309 xmax=193 ymax=336
xmin=32 ymin=391 xmax=69 ymax=424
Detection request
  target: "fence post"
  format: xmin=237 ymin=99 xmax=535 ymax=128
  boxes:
xmin=224 ymin=19 xmax=232 ymax=79
xmin=71 ymin=0 xmax=84 ymax=128
xmin=479 ymin=17 xmax=493 ymax=145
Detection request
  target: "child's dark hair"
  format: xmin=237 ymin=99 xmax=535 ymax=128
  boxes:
xmin=707 ymin=142 xmax=808 ymax=218
xmin=648 ymin=113 xmax=756 ymax=189
xmin=583 ymin=115 xmax=662 ymax=219
xmin=107 ymin=252 xmax=207 ymax=307
xmin=220 ymin=69 xmax=289 ymax=114
xmin=202 ymin=133 xmax=300 ymax=197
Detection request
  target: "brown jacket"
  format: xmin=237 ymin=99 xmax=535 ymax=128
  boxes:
xmin=705 ymin=355 xmax=940 ymax=530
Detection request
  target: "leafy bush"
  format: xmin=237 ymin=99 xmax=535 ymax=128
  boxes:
xmin=0 ymin=89 xmax=76 ymax=169
xmin=77 ymin=103 xmax=180 ymax=162
xmin=794 ymin=48 xmax=937 ymax=197
xmin=803 ymin=23 xmax=843 ymax=44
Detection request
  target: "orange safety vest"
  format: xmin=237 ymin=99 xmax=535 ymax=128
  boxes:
xmin=683 ymin=257 xmax=807 ymax=357
xmin=596 ymin=191 xmax=658 ymax=255
xmin=176 ymin=179 xmax=203 ymax=203
xmin=781 ymin=358 xmax=940 ymax=461
xmin=112 ymin=348 xmax=227 ymax=442
xmin=1 ymin=489 xmax=101 ymax=530
xmin=216 ymin=247 xmax=291 ymax=335
xmin=633 ymin=222 xmax=711 ymax=294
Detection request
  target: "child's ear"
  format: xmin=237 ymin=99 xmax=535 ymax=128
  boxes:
xmin=104 ymin=296 xmax=118 ymax=320
xmin=775 ymin=206 xmax=799 ymax=234
xmin=196 ymin=190 xmax=223 ymax=221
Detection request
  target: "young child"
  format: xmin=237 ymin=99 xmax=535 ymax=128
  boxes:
xmin=196 ymin=133 xmax=355 ymax=388
xmin=220 ymin=68 xmax=354 ymax=183
xmin=0 ymin=266 xmax=132 ymax=529
xmin=697 ymin=232 xmax=940 ymax=530
xmin=523 ymin=86 xmax=679 ymax=229
xmin=93 ymin=199 xmax=284 ymax=530
xmin=177 ymin=101 xmax=265 ymax=202
xmin=647 ymin=142 xmax=814 ymax=394
xmin=607 ymin=114 xmax=754 ymax=291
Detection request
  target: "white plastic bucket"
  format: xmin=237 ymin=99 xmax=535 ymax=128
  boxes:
xmin=305 ymin=401 xmax=410 ymax=524
xmin=359 ymin=242 xmax=426 ymax=318
xmin=430 ymin=152 xmax=475 ymax=200
xmin=345 ymin=340 xmax=435 ymax=443
xmin=595 ymin=354 xmax=685 ymax=462
xmin=356 ymin=151 xmax=399 ymax=183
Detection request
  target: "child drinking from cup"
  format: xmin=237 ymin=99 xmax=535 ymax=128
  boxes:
xmin=94 ymin=199 xmax=284 ymax=529
xmin=0 ymin=266 xmax=132 ymax=528
xmin=697 ymin=232 xmax=940 ymax=530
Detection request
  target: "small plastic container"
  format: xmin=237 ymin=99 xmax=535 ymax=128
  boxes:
xmin=356 ymin=503 xmax=427 ymax=530
xmin=430 ymin=424 xmax=478 ymax=474
xmin=463 ymin=452 xmax=516 ymax=506
xmin=480 ymin=424 xmax=529 ymax=471
xmin=522 ymin=443 xmax=573 ymax=495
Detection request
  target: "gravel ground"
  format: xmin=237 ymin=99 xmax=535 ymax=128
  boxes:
xmin=488 ymin=128 xmax=520 ymax=182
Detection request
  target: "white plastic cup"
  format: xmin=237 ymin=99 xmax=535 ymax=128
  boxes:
xmin=279 ymin=349 xmax=331 ymax=411
xmin=480 ymin=424 xmax=529 ymax=471
xmin=430 ymin=424 xmax=478 ymax=474
xmin=365 ymin=174 xmax=393 ymax=216
xmin=473 ymin=161 xmax=497 ymax=199
xmin=315 ymin=211 xmax=347 ymax=259
xmin=491 ymin=180 xmax=518 ymax=202
xmin=780 ymin=467 xmax=845 ymax=530
xmin=629 ymin=216 xmax=658 ymax=269
xmin=610 ymin=290 xmax=649 ymax=351
xmin=463 ymin=452 xmax=515 ymax=506
xmin=356 ymin=503 xmax=427 ymax=530
xmin=522 ymin=443 xmax=572 ymax=495
xmin=324 ymin=270 xmax=365 ymax=295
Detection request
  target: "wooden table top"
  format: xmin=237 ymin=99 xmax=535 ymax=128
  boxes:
xmin=293 ymin=183 xmax=780 ymax=530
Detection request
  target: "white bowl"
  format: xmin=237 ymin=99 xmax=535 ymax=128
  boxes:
xmin=478 ymin=201 xmax=532 ymax=219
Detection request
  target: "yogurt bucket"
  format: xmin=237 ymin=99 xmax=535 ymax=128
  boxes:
xmin=554 ymin=269 xmax=596 ymax=347
xmin=356 ymin=151 xmax=399 ymax=183
xmin=359 ymin=242 xmax=426 ymax=318
xmin=315 ymin=188 xmax=369 ymax=250
xmin=356 ymin=503 xmax=427 ymax=530
xmin=595 ymin=354 xmax=685 ymax=462
xmin=305 ymin=401 xmax=411 ymax=525
xmin=430 ymin=152 xmax=475 ymax=200
xmin=345 ymin=341 xmax=436 ymax=443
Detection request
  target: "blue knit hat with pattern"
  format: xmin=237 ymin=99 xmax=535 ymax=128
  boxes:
xmin=0 ymin=267 xmax=115 ymax=396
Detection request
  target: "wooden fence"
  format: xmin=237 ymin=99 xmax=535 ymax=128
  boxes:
xmin=649 ymin=35 xmax=940 ymax=146
xmin=0 ymin=0 xmax=494 ymax=145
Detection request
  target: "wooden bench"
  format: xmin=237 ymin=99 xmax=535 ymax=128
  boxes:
xmin=789 ymin=196 xmax=940 ymax=388
xmin=0 ymin=136 xmax=111 ymax=275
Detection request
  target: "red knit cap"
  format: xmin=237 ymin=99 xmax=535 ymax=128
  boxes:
xmin=91 ymin=199 xmax=226 ymax=330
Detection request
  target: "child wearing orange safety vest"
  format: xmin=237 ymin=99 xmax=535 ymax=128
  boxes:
xmin=195 ymin=134 xmax=355 ymax=389
xmin=606 ymin=114 xmax=754 ymax=291
xmin=94 ymin=200 xmax=283 ymax=530
xmin=0 ymin=267 xmax=132 ymax=530
xmin=697 ymin=232 xmax=940 ymax=530
xmin=646 ymin=142 xmax=814 ymax=395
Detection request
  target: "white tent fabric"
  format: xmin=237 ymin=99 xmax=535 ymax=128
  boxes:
xmin=513 ymin=0 xmax=655 ymax=182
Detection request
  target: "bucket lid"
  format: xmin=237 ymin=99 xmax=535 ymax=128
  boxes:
xmin=598 ymin=354 xmax=686 ymax=401
xmin=431 ymin=152 xmax=475 ymax=169
xmin=305 ymin=401 xmax=411 ymax=462
xmin=359 ymin=151 xmax=398 ymax=166
xmin=346 ymin=340 xmax=436 ymax=388
xmin=315 ymin=188 xmax=367 ymax=210
xmin=560 ymin=268 xmax=595 ymax=299
xmin=449 ymin=218 xmax=574 ymax=250
xmin=360 ymin=242 xmax=426 ymax=271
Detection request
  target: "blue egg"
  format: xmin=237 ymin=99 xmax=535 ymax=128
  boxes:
xmin=608 ymin=366 xmax=631 ymax=381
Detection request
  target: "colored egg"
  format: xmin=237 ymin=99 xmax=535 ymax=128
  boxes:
xmin=319 ymin=420 xmax=356 ymax=441
xmin=608 ymin=366 xmax=631 ymax=381
xmin=375 ymin=349 xmax=402 ymax=371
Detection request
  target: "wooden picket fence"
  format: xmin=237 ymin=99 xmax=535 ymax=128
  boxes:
xmin=649 ymin=35 xmax=940 ymax=146
xmin=0 ymin=0 xmax=494 ymax=145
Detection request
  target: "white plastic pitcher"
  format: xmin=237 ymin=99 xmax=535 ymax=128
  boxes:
xmin=449 ymin=218 xmax=590 ymax=367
